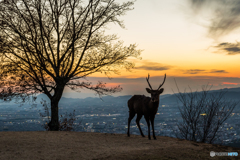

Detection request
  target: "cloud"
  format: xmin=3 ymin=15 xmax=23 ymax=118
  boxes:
xmin=135 ymin=66 xmax=170 ymax=71
xmin=215 ymin=42 xmax=240 ymax=55
xmin=183 ymin=69 xmax=228 ymax=74
xmin=134 ymin=60 xmax=172 ymax=71
xmin=188 ymin=0 xmax=240 ymax=38
xmin=184 ymin=69 xmax=206 ymax=74
xmin=222 ymin=82 xmax=240 ymax=85
xmin=210 ymin=69 xmax=228 ymax=73
xmin=190 ymin=0 xmax=208 ymax=11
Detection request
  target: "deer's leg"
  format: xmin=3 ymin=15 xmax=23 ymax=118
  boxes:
xmin=127 ymin=111 xmax=135 ymax=137
xmin=136 ymin=114 xmax=145 ymax=137
xmin=144 ymin=115 xmax=151 ymax=140
xmin=150 ymin=116 xmax=156 ymax=140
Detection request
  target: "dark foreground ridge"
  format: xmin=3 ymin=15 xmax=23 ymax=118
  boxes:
xmin=0 ymin=131 xmax=239 ymax=160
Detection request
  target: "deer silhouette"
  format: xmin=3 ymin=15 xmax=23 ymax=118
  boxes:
xmin=127 ymin=74 xmax=166 ymax=140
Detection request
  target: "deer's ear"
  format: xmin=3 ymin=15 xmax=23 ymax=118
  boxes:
xmin=146 ymin=88 xmax=152 ymax=93
xmin=158 ymin=88 xmax=164 ymax=94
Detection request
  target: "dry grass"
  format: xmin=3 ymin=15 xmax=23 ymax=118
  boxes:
xmin=0 ymin=131 xmax=239 ymax=160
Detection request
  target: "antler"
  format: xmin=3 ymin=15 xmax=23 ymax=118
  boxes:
xmin=146 ymin=74 xmax=153 ymax=90
xmin=157 ymin=74 xmax=166 ymax=90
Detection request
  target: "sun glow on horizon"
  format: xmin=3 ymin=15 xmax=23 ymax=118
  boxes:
xmin=98 ymin=0 xmax=240 ymax=81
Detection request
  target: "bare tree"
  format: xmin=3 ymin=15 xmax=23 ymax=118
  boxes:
xmin=0 ymin=74 xmax=32 ymax=102
xmin=174 ymin=84 xmax=238 ymax=144
xmin=0 ymin=0 xmax=141 ymax=131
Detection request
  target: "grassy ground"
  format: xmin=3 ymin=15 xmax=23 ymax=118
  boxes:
xmin=0 ymin=131 xmax=239 ymax=160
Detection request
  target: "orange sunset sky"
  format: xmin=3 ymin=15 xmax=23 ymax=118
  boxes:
xmin=64 ymin=0 xmax=240 ymax=98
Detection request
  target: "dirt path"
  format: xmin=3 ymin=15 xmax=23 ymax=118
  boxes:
xmin=0 ymin=131 xmax=239 ymax=160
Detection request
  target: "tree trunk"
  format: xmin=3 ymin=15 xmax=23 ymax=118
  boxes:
xmin=49 ymin=100 xmax=60 ymax=131
xmin=48 ymin=83 xmax=65 ymax=131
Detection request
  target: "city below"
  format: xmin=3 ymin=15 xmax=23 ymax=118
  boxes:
xmin=0 ymin=88 xmax=240 ymax=148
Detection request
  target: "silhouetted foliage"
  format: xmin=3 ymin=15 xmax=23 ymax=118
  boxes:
xmin=174 ymin=84 xmax=238 ymax=144
xmin=39 ymin=99 xmax=79 ymax=131
xmin=59 ymin=110 xmax=78 ymax=131
xmin=0 ymin=0 xmax=141 ymax=131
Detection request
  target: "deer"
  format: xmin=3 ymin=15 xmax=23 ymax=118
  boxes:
xmin=127 ymin=74 xmax=166 ymax=140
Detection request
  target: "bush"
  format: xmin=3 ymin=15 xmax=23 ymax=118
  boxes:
xmin=39 ymin=100 xmax=78 ymax=131
xmin=174 ymin=85 xmax=238 ymax=144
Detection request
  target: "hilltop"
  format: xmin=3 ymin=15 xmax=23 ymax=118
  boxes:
xmin=0 ymin=131 xmax=239 ymax=160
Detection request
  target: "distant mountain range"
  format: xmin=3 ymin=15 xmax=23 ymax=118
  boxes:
xmin=1 ymin=87 xmax=240 ymax=110
xmin=33 ymin=87 xmax=240 ymax=109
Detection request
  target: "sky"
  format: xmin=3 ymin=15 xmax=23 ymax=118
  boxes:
xmin=64 ymin=0 xmax=240 ymax=98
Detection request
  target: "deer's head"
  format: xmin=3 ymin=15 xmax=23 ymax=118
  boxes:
xmin=146 ymin=74 xmax=166 ymax=102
